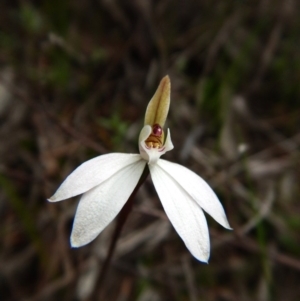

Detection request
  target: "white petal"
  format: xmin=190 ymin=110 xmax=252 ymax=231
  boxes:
xmin=71 ymin=160 xmax=146 ymax=247
xmin=139 ymin=126 xmax=174 ymax=164
xmin=138 ymin=125 xmax=152 ymax=150
xmin=157 ymin=159 xmax=231 ymax=229
xmin=163 ymin=129 xmax=174 ymax=152
xmin=48 ymin=153 xmax=142 ymax=202
xmin=149 ymin=163 xmax=210 ymax=262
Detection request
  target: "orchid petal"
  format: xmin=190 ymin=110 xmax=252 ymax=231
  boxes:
xmin=157 ymin=159 xmax=231 ymax=229
xmin=48 ymin=153 xmax=142 ymax=202
xmin=149 ymin=163 xmax=210 ymax=262
xmin=144 ymin=75 xmax=170 ymax=127
xmin=138 ymin=125 xmax=152 ymax=147
xmin=71 ymin=159 xmax=146 ymax=247
xmin=163 ymin=129 xmax=174 ymax=152
xmin=139 ymin=126 xmax=174 ymax=164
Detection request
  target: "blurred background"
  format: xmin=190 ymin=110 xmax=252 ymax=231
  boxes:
xmin=1 ymin=0 xmax=300 ymax=300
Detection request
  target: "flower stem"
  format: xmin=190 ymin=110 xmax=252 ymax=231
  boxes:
xmin=96 ymin=165 xmax=150 ymax=293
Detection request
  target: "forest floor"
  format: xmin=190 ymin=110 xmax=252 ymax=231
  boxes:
xmin=1 ymin=1 xmax=300 ymax=300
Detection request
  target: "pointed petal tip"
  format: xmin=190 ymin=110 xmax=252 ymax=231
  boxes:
xmin=70 ymin=242 xmax=79 ymax=248
xmin=165 ymin=128 xmax=174 ymax=151
xmin=160 ymin=75 xmax=171 ymax=95
xmin=221 ymin=218 xmax=233 ymax=230
xmin=193 ymin=254 xmax=209 ymax=263
xmin=47 ymin=194 xmax=65 ymax=202
xmin=196 ymin=253 xmax=210 ymax=263
xmin=70 ymin=236 xmax=83 ymax=248
xmin=161 ymin=75 xmax=170 ymax=84
xmin=70 ymin=229 xmax=92 ymax=248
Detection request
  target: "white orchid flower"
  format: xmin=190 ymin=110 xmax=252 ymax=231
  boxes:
xmin=48 ymin=76 xmax=231 ymax=262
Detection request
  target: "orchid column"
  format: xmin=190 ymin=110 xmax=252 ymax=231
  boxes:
xmin=49 ymin=76 xmax=231 ymax=262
